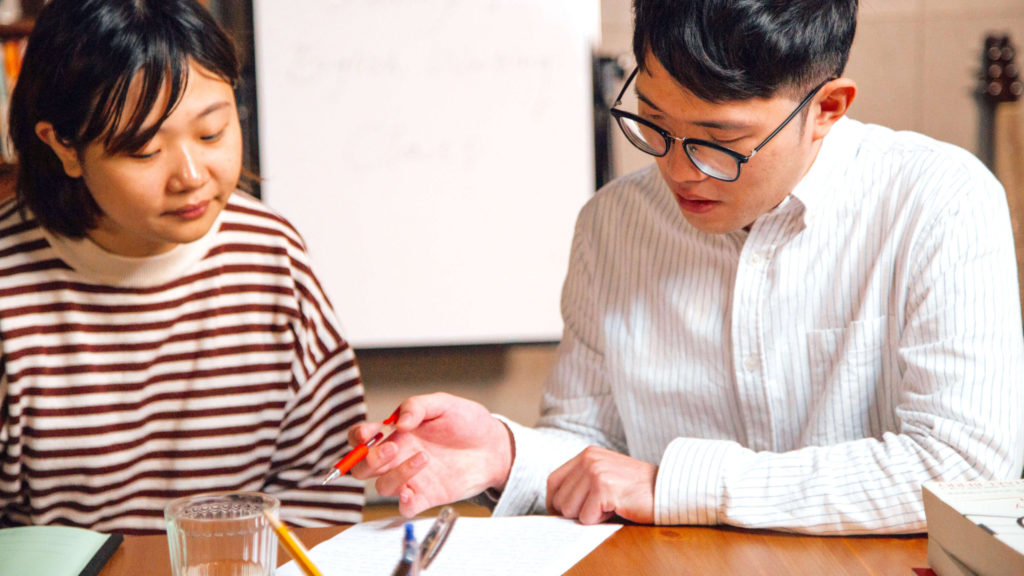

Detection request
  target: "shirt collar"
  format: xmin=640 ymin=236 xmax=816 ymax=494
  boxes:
xmin=787 ymin=115 xmax=859 ymax=227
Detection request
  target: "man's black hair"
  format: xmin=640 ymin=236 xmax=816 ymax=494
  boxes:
xmin=633 ymin=0 xmax=858 ymax=102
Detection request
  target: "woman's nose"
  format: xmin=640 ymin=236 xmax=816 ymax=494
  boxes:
xmin=168 ymin=143 xmax=206 ymax=192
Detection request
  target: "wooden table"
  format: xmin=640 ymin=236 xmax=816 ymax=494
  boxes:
xmin=99 ymin=523 xmax=929 ymax=575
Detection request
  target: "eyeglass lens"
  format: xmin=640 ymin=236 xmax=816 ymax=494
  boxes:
xmin=615 ymin=115 xmax=741 ymax=181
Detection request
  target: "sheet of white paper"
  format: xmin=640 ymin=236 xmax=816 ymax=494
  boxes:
xmin=276 ymin=516 xmax=621 ymax=576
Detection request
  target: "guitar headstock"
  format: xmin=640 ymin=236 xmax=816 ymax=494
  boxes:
xmin=982 ymin=34 xmax=1024 ymax=103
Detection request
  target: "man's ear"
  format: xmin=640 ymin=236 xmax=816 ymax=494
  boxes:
xmin=809 ymin=78 xmax=857 ymax=141
xmin=35 ymin=122 xmax=83 ymax=178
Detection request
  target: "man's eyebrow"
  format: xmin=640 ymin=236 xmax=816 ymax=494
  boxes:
xmin=635 ymin=88 xmax=756 ymax=132
xmin=636 ymin=89 xmax=664 ymax=114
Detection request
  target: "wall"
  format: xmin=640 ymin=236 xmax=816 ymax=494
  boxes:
xmin=846 ymin=0 xmax=1024 ymax=155
xmin=360 ymin=344 xmax=555 ymax=425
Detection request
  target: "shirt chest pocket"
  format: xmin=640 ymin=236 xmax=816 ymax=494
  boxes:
xmin=805 ymin=315 xmax=890 ymax=443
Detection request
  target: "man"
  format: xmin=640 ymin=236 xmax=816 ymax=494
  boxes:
xmin=350 ymin=0 xmax=1024 ymax=534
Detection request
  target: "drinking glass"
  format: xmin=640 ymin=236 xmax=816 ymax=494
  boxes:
xmin=165 ymin=491 xmax=280 ymax=576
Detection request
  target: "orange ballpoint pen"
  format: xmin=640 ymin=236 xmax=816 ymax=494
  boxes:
xmin=321 ymin=408 xmax=400 ymax=485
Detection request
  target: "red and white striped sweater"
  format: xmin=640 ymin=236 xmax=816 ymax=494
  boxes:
xmin=0 ymin=191 xmax=366 ymax=534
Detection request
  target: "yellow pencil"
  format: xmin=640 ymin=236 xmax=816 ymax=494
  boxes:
xmin=263 ymin=509 xmax=324 ymax=576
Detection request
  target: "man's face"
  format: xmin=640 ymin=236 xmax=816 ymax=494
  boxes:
xmin=634 ymin=56 xmax=825 ymax=234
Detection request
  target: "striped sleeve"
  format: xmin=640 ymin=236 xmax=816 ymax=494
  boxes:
xmin=263 ymin=342 xmax=366 ymax=526
xmin=226 ymin=198 xmax=367 ymax=526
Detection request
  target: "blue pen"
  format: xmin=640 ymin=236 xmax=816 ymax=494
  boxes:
xmin=391 ymin=523 xmax=420 ymax=576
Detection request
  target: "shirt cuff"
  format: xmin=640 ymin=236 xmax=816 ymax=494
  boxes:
xmin=489 ymin=416 xmax=549 ymax=516
xmin=654 ymin=437 xmax=745 ymax=525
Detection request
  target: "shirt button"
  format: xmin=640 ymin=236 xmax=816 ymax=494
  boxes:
xmin=748 ymin=254 xmax=763 ymax=266
xmin=743 ymin=355 xmax=759 ymax=371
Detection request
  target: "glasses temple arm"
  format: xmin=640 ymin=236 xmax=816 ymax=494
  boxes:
xmin=750 ymin=77 xmax=836 ymax=155
xmin=611 ymin=66 xmax=640 ymax=108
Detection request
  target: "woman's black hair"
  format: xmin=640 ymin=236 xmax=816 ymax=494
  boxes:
xmin=8 ymin=0 xmax=240 ymax=238
xmin=633 ymin=0 xmax=858 ymax=102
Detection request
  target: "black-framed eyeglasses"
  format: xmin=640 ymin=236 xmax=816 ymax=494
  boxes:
xmin=610 ymin=67 xmax=835 ymax=182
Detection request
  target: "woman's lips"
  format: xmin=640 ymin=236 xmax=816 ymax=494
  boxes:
xmin=167 ymin=201 xmax=209 ymax=220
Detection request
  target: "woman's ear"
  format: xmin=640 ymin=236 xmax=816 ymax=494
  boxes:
xmin=809 ymin=78 xmax=857 ymax=141
xmin=35 ymin=122 xmax=83 ymax=178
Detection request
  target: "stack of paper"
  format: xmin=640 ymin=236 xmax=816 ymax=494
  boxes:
xmin=277 ymin=516 xmax=621 ymax=576
xmin=922 ymin=479 xmax=1024 ymax=576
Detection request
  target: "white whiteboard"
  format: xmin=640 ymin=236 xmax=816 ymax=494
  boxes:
xmin=253 ymin=0 xmax=599 ymax=348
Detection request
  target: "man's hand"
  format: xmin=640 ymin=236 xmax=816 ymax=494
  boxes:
xmin=546 ymin=446 xmax=656 ymax=525
xmin=349 ymin=392 xmax=514 ymax=517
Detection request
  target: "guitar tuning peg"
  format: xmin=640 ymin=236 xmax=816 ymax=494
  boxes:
xmin=980 ymin=32 xmax=1020 ymax=103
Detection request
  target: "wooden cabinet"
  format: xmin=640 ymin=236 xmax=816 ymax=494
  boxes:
xmin=0 ymin=163 xmax=13 ymax=202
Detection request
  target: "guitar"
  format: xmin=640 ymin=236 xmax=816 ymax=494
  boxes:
xmin=981 ymin=34 xmax=1024 ymax=318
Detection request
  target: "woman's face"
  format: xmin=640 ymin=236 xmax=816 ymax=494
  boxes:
xmin=42 ymin=60 xmax=243 ymax=256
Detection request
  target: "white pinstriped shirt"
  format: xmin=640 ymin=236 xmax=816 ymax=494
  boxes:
xmin=493 ymin=117 xmax=1024 ymax=534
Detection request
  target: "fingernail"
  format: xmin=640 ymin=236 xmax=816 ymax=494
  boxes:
xmin=379 ymin=442 xmax=398 ymax=459
xmin=411 ymin=451 xmax=429 ymax=467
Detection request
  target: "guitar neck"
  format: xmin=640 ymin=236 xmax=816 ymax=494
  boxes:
xmin=982 ymin=34 xmax=1024 ymax=318
xmin=994 ymin=101 xmax=1024 ymax=207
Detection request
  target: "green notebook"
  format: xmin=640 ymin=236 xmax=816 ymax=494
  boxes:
xmin=0 ymin=525 xmax=123 ymax=576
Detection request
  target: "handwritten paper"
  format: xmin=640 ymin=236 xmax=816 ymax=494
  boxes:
xmin=276 ymin=516 xmax=621 ymax=576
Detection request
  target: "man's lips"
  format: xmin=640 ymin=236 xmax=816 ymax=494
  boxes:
xmin=673 ymin=191 xmax=719 ymax=214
